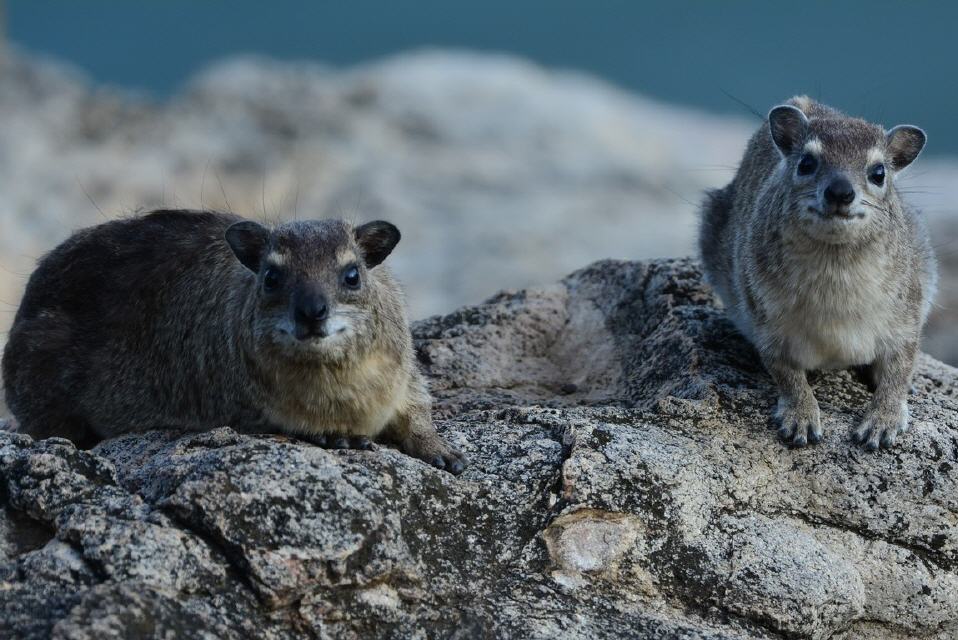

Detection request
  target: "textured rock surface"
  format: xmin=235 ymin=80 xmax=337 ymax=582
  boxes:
xmin=0 ymin=47 xmax=956 ymax=365
xmin=1 ymin=258 xmax=956 ymax=639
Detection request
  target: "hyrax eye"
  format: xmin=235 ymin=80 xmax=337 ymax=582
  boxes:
xmin=868 ymin=163 xmax=886 ymax=186
xmin=797 ymin=153 xmax=818 ymax=176
xmin=262 ymin=266 xmax=282 ymax=292
xmin=342 ymin=265 xmax=361 ymax=290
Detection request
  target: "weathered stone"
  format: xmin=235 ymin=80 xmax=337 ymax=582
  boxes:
xmin=0 ymin=258 xmax=955 ymax=639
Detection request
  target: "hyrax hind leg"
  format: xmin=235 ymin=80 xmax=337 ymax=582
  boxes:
xmin=761 ymin=352 xmax=822 ymax=447
xmin=853 ymin=342 xmax=918 ymax=450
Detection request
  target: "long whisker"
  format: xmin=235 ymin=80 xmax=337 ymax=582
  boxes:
xmin=860 ymin=199 xmax=898 ymax=218
xmin=76 ymin=176 xmax=107 ymax=220
xmin=215 ymin=172 xmax=233 ymax=213
xmin=200 ymin=158 xmax=211 ymax=210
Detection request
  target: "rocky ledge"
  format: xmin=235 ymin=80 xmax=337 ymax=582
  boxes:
xmin=1 ymin=259 xmax=956 ymax=639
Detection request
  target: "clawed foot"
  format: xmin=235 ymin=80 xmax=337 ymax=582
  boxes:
xmin=299 ymin=430 xmax=467 ymax=474
xmin=853 ymin=401 xmax=908 ymax=451
xmin=774 ymin=395 xmax=822 ymax=447
xmin=401 ymin=435 xmax=468 ymax=475
xmin=425 ymin=450 xmax=467 ymax=475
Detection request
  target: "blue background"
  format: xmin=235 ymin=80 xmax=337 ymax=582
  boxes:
xmin=6 ymin=1 xmax=955 ymax=155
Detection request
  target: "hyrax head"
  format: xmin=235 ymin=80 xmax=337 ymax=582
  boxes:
xmin=225 ymin=218 xmax=400 ymax=358
xmin=767 ymin=102 xmax=926 ymax=244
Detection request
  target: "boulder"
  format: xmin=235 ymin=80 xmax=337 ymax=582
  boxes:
xmin=1 ymin=258 xmax=956 ymax=639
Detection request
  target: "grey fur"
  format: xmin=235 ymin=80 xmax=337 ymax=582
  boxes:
xmin=2 ymin=209 xmax=466 ymax=474
xmin=699 ymin=96 xmax=936 ymax=450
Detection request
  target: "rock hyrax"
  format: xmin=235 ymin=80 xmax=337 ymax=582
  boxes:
xmin=699 ymin=96 xmax=935 ymax=450
xmin=2 ymin=209 xmax=466 ymax=474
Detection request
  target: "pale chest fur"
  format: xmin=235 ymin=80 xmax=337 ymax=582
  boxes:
xmin=265 ymin=350 xmax=411 ymax=438
xmin=752 ymin=251 xmax=902 ymax=370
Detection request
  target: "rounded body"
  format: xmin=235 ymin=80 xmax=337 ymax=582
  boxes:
xmin=3 ymin=210 xmax=419 ymax=445
xmin=699 ymin=97 xmax=936 ymax=450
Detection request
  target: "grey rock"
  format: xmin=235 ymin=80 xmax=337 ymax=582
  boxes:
xmin=1 ymin=258 xmax=955 ymax=639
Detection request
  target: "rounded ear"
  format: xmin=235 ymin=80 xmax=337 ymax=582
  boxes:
xmin=885 ymin=125 xmax=926 ymax=171
xmin=225 ymin=221 xmax=270 ymax=273
xmin=768 ymin=105 xmax=810 ymax=155
xmin=354 ymin=221 xmax=400 ymax=269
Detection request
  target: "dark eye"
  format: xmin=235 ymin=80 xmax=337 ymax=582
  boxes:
xmin=797 ymin=153 xmax=818 ymax=176
xmin=342 ymin=265 xmax=361 ymax=290
xmin=868 ymin=163 xmax=885 ymax=186
xmin=263 ymin=266 xmax=282 ymax=292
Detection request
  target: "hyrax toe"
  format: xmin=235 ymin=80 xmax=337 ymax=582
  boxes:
xmin=350 ymin=436 xmax=374 ymax=451
xmin=402 ymin=434 xmax=468 ymax=475
xmin=446 ymin=455 xmax=466 ymax=475
xmin=427 ymin=451 xmax=467 ymax=475
xmin=329 ymin=436 xmax=351 ymax=449
xmin=304 ymin=433 xmax=376 ymax=451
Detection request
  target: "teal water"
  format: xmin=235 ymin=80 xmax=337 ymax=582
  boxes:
xmin=7 ymin=0 xmax=957 ymax=155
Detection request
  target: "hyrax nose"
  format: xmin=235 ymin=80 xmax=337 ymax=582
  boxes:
xmin=295 ymin=292 xmax=328 ymax=325
xmin=824 ymin=177 xmax=855 ymax=206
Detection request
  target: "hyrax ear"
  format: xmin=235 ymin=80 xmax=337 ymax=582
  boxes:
xmin=768 ymin=105 xmax=810 ymax=156
xmin=225 ymin=220 xmax=270 ymax=272
xmin=886 ymin=125 xmax=926 ymax=171
xmin=354 ymin=221 xmax=400 ymax=269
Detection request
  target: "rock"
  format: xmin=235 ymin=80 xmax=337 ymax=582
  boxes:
xmin=1 ymin=258 xmax=955 ymax=639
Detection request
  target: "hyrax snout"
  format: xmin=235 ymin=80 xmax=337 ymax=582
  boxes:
xmin=699 ymin=96 xmax=936 ymax=450
xmin=2 ymin=209 xmax=466 ymax=474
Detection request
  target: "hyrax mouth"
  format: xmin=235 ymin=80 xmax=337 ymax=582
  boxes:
xmin=806 ymin=205 xmax=864 ymax=221
xmin=293 ymin=316 xmax=351 ymax=342
xmin=295 ymin=326 xmax=327 ymax=341
xmin=295 ymin=324 xmax=340 ymax=341
xmin=824 ymin=207 xmax=863 ymax=220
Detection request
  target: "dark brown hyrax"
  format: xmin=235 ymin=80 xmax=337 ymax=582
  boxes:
xmin=2 ymin=209 xmax=466 ymax=474
xmin=699 ymin=96 xmax=936 ymax=450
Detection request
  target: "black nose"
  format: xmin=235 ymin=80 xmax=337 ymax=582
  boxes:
xmin=824 ymin=177 xmax=855 ymax=206
xmin=296 ymin=293 xmax=329 ymax=326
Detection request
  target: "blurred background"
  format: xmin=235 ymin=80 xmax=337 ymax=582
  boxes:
xmin=0 ymin=1 xmax=955 ymax=363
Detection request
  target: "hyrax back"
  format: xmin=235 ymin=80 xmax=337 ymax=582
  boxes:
xmin=2 ymin=209 xmax=466 ymax=474
xmin=699 ymin=96 xmax=935 ymax=450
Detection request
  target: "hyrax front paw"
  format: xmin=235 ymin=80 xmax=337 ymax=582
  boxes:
xmin=853 ymin=400 xmax=908 ymax=451
xmin=401 ymin=434 xmax=468 ymax=476
xmin=306 ymin=433 xmax=375 ymax=450
xmin=774 ymin=395 xmax=822 ymax=447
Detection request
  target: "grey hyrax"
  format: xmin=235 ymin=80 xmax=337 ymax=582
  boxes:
xmin=700 ymin=96 xmax=935 ymax=450
xmin=2 ymin=209 xmax=466 ymax=474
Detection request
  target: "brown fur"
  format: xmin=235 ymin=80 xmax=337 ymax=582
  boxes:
xmin=699 ymin=97 xmax=936 ymax=450
xmin=2 ymin=209 xmax=466 ymax=473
